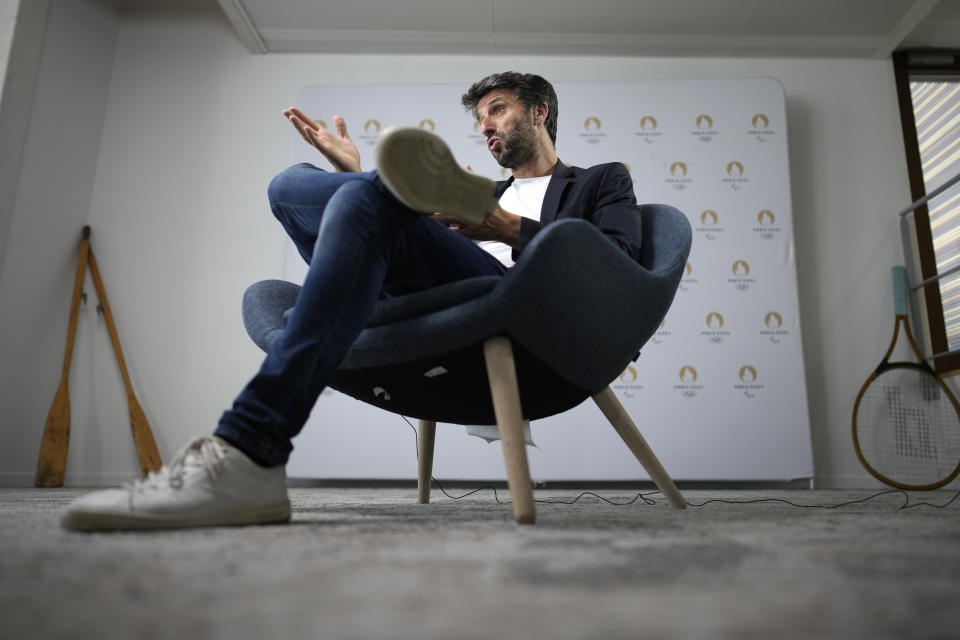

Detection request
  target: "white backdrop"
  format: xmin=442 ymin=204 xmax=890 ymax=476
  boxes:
xmin=282 ymin=77 xmax=813 ymax=482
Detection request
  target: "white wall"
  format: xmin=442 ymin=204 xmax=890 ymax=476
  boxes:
xmin=0 ymin=0 xmax=122 ymax=485
xmin=0 ymin=0 xmax=50 ymax=289
xmin=0 ymin=0 xmax=929 ymax=489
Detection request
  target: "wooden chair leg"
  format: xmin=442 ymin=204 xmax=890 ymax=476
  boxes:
xmin=483 ymin=336 xmax=536 ymax=524
xmin=417 ymin=419 xmax=436 ymax=504
xmin=592 ymin=386 xmax=687 ymax=509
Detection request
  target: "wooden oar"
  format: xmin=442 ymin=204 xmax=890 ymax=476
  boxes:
xmin=36 ymin=227 xmax=91 ymax=487
xmin=86 ymin=248 xmax=163 ymax=475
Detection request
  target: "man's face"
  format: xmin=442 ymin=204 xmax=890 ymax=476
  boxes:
xmin=476 ymin=89 xmax=539 ymax=170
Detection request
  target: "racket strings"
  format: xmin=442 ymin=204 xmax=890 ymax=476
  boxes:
xmin=881 ymin=386 xmax=937 ymax=460
xmin=857 ymin=367 xmax=960 ymax=487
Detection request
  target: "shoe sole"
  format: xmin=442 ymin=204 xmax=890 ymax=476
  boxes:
xmin=375 ymin=126 xmax=498 ymax=226
xmin=61 ymin=500 xmax=292 ymax=531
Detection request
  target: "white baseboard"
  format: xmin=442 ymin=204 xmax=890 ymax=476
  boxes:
xmin=812 ymin=476 xmax=888 ymax=490
xmin=0 ymin=472 xmax=138 ymax=488
xmin=2 ymin=471 xmax=954 ymax=491
xmin=813 ymin=475 xmax=960 ymax=490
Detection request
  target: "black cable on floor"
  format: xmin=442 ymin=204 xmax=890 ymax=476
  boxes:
xmin=401 ymin=416 xmax=960 ymax=510
xmin=683 ymin=490 xmax=960 ymax=510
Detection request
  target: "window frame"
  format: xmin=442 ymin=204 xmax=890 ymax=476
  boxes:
xmin=892 ymin=50 xmax=960 ymax=374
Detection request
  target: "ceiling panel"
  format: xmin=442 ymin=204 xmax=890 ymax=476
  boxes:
xmin=924 ymin=0 xmax=960 ymax=20
xmin=740 ymin=0 xmax=918 ymax=37
xmin=221 ymin=0 xmax=960 ymax=57
xmin=491 ymin=0 xmax=754 ymax=35
xmin=901 ymin=0 xmax=960 ymax=46
xmin=243 ymin=0 xmax=492 ymax=32
xmin=901 ymin=23 xmax=960 ymax=48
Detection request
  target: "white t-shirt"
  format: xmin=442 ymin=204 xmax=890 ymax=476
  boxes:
xmin=479 ymin=175 xmax=551 ymax=268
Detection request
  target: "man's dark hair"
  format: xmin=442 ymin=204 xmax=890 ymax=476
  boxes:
xmin=461 ymin=72 xmax=558 ymax=145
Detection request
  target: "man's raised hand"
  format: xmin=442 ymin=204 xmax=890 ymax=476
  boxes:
xmin=283 ymin=108 xmax=362 ymax=173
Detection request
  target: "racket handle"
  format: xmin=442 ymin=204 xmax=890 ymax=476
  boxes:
xmin=892 ymin=266 xmax=908 ymax=315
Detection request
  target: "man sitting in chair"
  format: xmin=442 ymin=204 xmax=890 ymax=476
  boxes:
xmin=63 ymin=71 xmax=645 ymax=530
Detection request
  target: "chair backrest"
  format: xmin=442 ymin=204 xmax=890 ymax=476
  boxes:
xmin=498 ymin=206 xmax=691 ymax=393
xmin=637 ymin=203 xmax=693 ymax=281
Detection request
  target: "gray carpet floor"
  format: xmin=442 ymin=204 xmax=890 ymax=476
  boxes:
xmin=2 ymin=487 xmax=959 ymax=639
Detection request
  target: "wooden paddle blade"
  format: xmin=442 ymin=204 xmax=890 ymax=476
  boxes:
xmin=36 ymin=226 xmax=91 ymax=488
xmin=128 ymin=396 xmax=162 ymax=474
xmin=36 ymin=383 xmax=71 ymax=487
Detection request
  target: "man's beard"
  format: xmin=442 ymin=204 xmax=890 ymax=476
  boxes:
xmin=493 ymin=113 xmax=538 ymax=169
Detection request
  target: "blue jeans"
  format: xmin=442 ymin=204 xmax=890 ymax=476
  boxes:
xmin=215 ymin=164 xmax=507 ymax=466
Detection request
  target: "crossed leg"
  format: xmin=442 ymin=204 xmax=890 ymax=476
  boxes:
xmin=215 ymin=164 xmax=506 ymax=466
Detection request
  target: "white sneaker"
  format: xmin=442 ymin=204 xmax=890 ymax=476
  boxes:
xmin=375 ymin=126 xmax=498 ymax=225
xmin=62 ymin=435 xmax=291 ymax=531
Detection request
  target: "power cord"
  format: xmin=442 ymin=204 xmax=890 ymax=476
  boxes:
xmin=685 ymin=490 xmax=959 ymax=510
xmin=401 ymin=416 xmax=960 ymax=510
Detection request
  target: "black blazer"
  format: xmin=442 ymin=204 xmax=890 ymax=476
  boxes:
xmin=495 ymin=160 xmax=644 ymax=264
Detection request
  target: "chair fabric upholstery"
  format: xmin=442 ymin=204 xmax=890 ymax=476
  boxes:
xmin=241 ymin=205 xmax=692 ymax=425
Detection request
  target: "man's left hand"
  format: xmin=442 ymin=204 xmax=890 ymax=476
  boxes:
xmin=433 ymin=204 xmax=521 ymax=249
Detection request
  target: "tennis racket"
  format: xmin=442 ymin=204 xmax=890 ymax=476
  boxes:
xmin=852 ymin=266 xmax=960 ymax=489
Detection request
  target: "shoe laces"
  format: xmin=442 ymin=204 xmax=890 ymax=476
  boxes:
xmin=127 ymin=435 xmax=227 ymax=491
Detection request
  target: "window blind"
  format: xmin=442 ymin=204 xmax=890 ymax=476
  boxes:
xmin=910 ymin=79 xmax=960 ymax=352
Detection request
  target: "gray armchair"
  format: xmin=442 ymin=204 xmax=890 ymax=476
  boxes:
xmin=242 ymin=205 xmax=692 ymax=523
